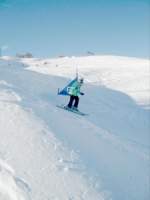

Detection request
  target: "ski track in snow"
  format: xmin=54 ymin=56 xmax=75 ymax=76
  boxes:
xmin=0 ymin=56 xmax=150 ymax=200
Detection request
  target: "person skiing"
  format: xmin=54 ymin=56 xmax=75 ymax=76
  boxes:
xmin=66 ymin=78 xmax=84 ymax=111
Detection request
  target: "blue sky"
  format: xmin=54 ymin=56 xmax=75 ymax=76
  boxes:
xmin=0 ymin=0 xmax=149 ymax=58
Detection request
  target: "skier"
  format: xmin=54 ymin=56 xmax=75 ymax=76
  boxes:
xmin=66 ymin=78 xmax=84 ymax=111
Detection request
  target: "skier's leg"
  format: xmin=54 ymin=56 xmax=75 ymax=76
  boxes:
xmin=67 ymin=95 xmax=74 ymax=108
xmin=73 ymin=96 xmax=79 ymax=108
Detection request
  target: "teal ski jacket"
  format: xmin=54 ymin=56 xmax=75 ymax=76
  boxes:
xmin=67 ymin=80 xmax=82 ymax=96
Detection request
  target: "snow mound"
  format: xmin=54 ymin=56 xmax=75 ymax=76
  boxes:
xmin=0 ymin=159 xmax=30 ymax=200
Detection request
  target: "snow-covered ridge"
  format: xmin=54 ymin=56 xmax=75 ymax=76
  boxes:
xmin=0 ymin=55 xmax=149 ymax=200
xmin=21 ymin=55 xmax=150 ymax=106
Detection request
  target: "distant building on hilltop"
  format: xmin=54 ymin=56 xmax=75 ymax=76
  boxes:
xmin=58 ymin=55 xmax=65 ymax=58
xmin=86 ymin=51 xmax=95 ymax=56
xmin=16 ymin=52 xmax=33 ymax=58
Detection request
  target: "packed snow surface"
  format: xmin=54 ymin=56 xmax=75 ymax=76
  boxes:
xmin=0 ymin=55 xmax=149 ymax=200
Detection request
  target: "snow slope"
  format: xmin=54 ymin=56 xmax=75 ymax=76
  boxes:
xmin=0 ymin=55 xmax=149 ymax=200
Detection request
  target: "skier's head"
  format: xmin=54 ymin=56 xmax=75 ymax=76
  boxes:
xmin=79 ymin=78 xmax=84 ymax=84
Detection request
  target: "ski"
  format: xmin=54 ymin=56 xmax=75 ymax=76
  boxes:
xmin=56 ymin=105 xmax=88 ymax=116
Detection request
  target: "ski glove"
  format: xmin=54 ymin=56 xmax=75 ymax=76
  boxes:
xmin=80 ymin=92 xmax=84 ymax=95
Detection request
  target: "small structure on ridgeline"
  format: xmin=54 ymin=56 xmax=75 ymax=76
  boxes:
xmin=86 ymin=51 xmax=95 ymax=56
xmin=16 ymin=52 xmax=33 ymax=58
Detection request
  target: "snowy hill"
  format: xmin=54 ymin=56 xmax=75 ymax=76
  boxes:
xmin=0 ymin=55 xmax=149 ymax=200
